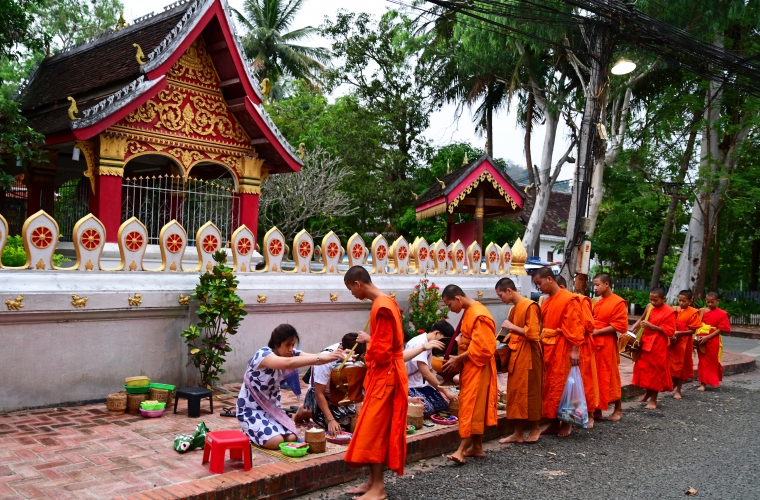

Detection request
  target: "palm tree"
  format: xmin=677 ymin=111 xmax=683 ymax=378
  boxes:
xmin=234 ymin=0 xmax=331 ymax=90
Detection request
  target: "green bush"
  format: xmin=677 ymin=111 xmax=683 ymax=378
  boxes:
xmin=404 ymin=278 xmax=448 ymax=340
xmin=1 ymin=235 xmax=70 ymax=267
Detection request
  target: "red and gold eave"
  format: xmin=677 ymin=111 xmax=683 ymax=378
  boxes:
xmin=47 ymin=0 xmax=300 ymax=176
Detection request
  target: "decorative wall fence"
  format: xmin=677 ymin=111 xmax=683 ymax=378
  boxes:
xmin=0 ymin=209 xmax=530 ymax=276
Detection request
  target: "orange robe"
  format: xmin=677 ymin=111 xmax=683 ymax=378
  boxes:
xmin=671 ymin=307 xmax=701 ymax=380
xmin=540 ymin=289 xmax=586 ymax=419
xmin=457 ymin=301 xmax=498 ymax=438
xmin=577 ymin=296 xmax=600 ymax=414
xmin=699 ymin=308 xmax=730 ymax=387
xmin=632 ymin=304 xmax=675 ymax=392
xmin=344 ymin=295 xmax=408 ymax=475
xmin=592 ymin=294 xmax=628 ymax=410
xmin=505 ymin=298 xmax=543 ymax=421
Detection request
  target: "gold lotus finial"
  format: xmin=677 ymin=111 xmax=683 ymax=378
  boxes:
xmin=509 ymin=237 xmax=528 ymax=276
xmin=134 ymin=43 xmax=146 ymax=65
xmin=67 ymin=97 xmax=79 ymax=120
xmin=462 ymin=152 xmax=468 ymax=166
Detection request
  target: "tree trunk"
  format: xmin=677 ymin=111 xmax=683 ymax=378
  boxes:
xmin=522 ymin=108 xmax=560 ymax=254
xmin=524 ymin=92 xmax=535 ymax=186
xmin=750 ymin=239 xmax=760 ymax=291
xmin=486 ymin=103 xmax=494 ymax=157
xmin=650 ymin=117 xmax=700 ymax=288
xmin=709 ymin=218 xmax=719 ymax=292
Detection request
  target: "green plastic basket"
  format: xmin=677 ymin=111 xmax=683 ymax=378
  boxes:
xmin=149 ymin=383 xmax=175 ymax=391
xmin=140 ymin=401 xmax=166 ymax=411
xmin=124 ymin=385 xmax=150 ymax=394
xmin=279 ymin=442 xmax=309 ymax=457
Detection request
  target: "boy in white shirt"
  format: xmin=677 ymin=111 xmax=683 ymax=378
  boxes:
xmin=405 ymin=320 xmax=459 ymax=417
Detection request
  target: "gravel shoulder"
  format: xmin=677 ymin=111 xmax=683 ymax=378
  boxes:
xmin=297 ymin=371 xmax=760 ymax=500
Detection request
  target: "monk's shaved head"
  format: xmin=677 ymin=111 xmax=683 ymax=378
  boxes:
xmin=678 ymin=289 xmax=693 ymax=300
xmin=555 ymin=275 xmax=567 ymax=288
xmin=533 ymin=267 xmax=555 ymax=280
xmin=495 ymin=277 xmax=517 ymax=292
xmin=344 ymin=265 xmax=371 ymax=284
xmin=650 ymin=287 xmax=666 ymax=298
xmin=442 ymin=284 xmax=466 ymax=300
xmin=594 ymin=273 xmax=611 ymax=284
xmin=705 ymin=291 xmax=720 ymax=300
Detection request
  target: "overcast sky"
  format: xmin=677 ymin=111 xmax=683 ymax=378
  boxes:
xmin=124 ymin=0 xmax=576 ymax=181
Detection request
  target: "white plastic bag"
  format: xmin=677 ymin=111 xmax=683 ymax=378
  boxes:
xmin=557 ymin=366 xmax=588 ymax=428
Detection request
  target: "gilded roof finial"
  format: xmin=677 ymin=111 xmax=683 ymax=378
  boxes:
xmin=436 ymin=178 xmax=446 ymax=190
xmin=446 ymin=159 xmax=450 ymax=174
xmin=462 ymin=152 xmax=469 ymax=166
xmin=297 ymin=143 xmax=305 ymax=159
xmin=67 ymin=97 xmax=79 ymax=120
xmin=260 ymin=78 xmax=271 ymax=98
xmin=115 ymin=10 xmax=128 ymax=31
xmin=134 ymin=44 xmax=146 ymax=65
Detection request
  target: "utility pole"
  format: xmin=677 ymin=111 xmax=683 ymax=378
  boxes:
xmin=562 ymin=22 xmax=613 ymax=293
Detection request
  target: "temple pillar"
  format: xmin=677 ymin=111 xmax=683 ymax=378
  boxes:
xmin=238 ymin=155 xmax=266 ymax=241
xmin=446 ymin=213 xmax=454 ymax=244
xmin=90 ymin=133 xmax=127 ymax=243
xmin=474 ymin=184 xmax=485 ymax=250
xmin=26 ymin=150 xmax=58 ymax=217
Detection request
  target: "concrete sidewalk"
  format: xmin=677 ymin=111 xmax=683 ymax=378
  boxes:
xmin=0 ymin=353 xmax=755 ymax=500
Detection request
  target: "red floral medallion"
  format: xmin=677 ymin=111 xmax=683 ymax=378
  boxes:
xmin=31 ymin=226 xmax=53 ymax=249
xmin=125 ymin=231 xmax=144 ymax=252
xmin=489 ymin=251 xmax=498 ymax=263
xmin=166 ymin=233 xmax=183 ymax=253
xmin=202 ymin=234 xmax=218 ymax=253
xmin=438 ymin=249 xmax=446 ymax=262
xmin=80 ymin=228 xmax=101 ymax=250
xmin=448 ymin=250 xmax=453 ymax=262
xmin=352 ymin=243 xmax=364 ymax=260
xmin=376 ymin=245 xmax=387 ymax=260
xmin=269 ymin=239 xmax=283 ymax=257
xmin=419 ymin=247 xmax=428 ymax=261
xmin=504 ymin=252 xmax=511 ymax=262
xmin=298 ymin=241 xmax=312 ymax=258
xmin=326 ymin=242 xmax=340 ymax=259
xmin=397 ymin=246 xmax=408 ymax=261
xmin=473 ymin=250 xmax=481 ymax=263
xmin=237 ymin=237 xmax=252 ymax=256
xmin=456 ymin=249 xmax=464 ymax=262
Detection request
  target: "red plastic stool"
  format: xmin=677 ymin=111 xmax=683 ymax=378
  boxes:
xmin=201 ymin=430 xmax=252 ymax=474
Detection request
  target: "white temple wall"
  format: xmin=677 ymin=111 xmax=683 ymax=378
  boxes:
xmin=0 ymin=272 xmax=530 ymax=413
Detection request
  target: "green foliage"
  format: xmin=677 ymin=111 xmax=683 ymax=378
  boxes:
xmin=0 ymin=97 xmax=46 ymax=184
xmin=404 ymin=278 xmax=448 ymax=340
xmin=0 ymin=0 xmax=47 ymax=63
xmin=614 ymin=289 xmax=651 ymax=308
xmin=233 ymin=0 xmax=330 ymax=88
xmin=39 ymin=0 xmax=123 ymax=50
xmin=1 ymin=236 xmax=26 ymax=267
xmin=181 ymin=251 xmax=248 ymax=388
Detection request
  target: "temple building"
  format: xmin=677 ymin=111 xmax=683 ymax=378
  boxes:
xmin=6 ymin=0 xmax=301 ymax=246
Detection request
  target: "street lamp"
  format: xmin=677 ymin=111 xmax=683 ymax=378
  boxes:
xmin=611 ymin=58 xmax=636 ymax=75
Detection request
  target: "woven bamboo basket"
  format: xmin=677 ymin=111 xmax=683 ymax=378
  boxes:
xmin=448 ymin=400 xmax=459 ymax=416
xmin=305 ymin=428 xmax=326 ymax=453
xmin=106 ymin=392 xmax=127 ymax=415
xmin=407 ymin=402 xmax=424 ymax=429
xmin=127 ymin=393 xmax=147 ymax=414
xmin=149 ymin=388 xmax=171 ymax=406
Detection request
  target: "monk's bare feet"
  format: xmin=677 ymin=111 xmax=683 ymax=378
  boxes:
xmin=557 ymin=422 xmax=572 ymax=438
xmin=644 ymin=401 xmax=657 ymax=410
xmin=587 ymin=415 xmax=595 ymax=429
xmin=638 ymin=394 xmax=650 ymax=403
xmin=346 ymin=481 xmax=372 ymax=495
xmin=607 ymin=408 xmax=622 ymax=421
xmin=697 ymin=384 xmax=706 ymax=392
xmin=353 ymin=490 xmax=386 ymax=500
xmin=464 ymin=445 xmax=485 ymax=457
xmin=499 ymin=432 xmax=524 ymax=444
xmin=525 ymin=426 xmax=541 ymax=443
xmin=592 ymin=409 xmax=603 ymax=421
xmin=446 ymin=451 xmax=466 ymax=464
xmin=540 ymin=421 xmax=559 ymax=435
xmin=673 ymin=392 xmax=682 ymax=399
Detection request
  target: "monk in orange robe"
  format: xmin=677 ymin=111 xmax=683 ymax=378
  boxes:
xmin=697 ymin=292 xmax=730 ymax=391
xmin=591 ymin=273 xmax=628 ymax=421
xmin=671 ymin=289 xmax=702 ymax=399
xmin=534 ymin=268 xmax=586 ymax=437
xmin=630 ymin=287 xmax=676 ymax=410
xmin=343 ymin=266 xmax=408 ymax=500
xmin=441 ymin=284 xmax=498 ymax=464
xmin=555 ymin=276 xmax=599 ymax=428
xmin=494 ymin=277 xmax=543 ymax=443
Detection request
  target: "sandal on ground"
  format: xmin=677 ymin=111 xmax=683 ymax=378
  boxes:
xmin=220 ymin=406 xmax=235 ymax=417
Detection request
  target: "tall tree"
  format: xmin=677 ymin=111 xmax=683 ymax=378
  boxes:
xmin=234 ymin=0 xmax=330 ymax=89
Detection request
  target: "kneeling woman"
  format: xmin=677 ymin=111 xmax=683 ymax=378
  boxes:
xmin=238 ymin=324 xmax=344 ymax=449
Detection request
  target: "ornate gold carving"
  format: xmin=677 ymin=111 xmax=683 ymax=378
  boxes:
xmin=239 ymin=185 xmax=261 ymax=195
xmin=134 ymin=43 xmax=146 ymax=65
xmin=67 ymin=97 xmax=79 ymax=120
xmin=297 ymin=143 xmax=305 ymax=159
xmin=330 ymin=293 xmax=338 ymax=302
xmin=127 ymin=141 xmax=148 ymax=155
xmin=294 ymin=291 xmax=305 ymax=303
xmin=447 ymin=171 xmax=518 ymax=214
xmin=257 ymin=294 xmax=267 ymax=304
xmin=35 ymin=258 xmax=45 ymax=270
xmin=111 ymin=126 xmax=251 ymax=158
xmin=169 ymin=40 xmax=219 ymax=87
xmin=260 ymin=78 xmax=271 ymax=97
xmin=85 ymin=259 xmax=94 ymax=270
xmin=240 ymin=156 xmax=265 ymax=179
xmin=509 ymin=237 xmax=528 ymax=276
xmin=389 ymin=292 xmax=396 ymax=300
xmin=179 ymin=294 xmax=191 ymax=305
xmin=71 ymin=295 xmax=88 ymax=308
xmin=99 ymin=133 xmax=127 ymax=162
xmin=169 ymin=261 xmax=177 ymax=271
xmin=5 ymin=296 xmax=24 ymax=311
xmin=477 ymin=291 xmax=484 ymax=298
xmin=166 ymin=147 xmax=205 ymax=169
xmin=76 ymin=140 xmax=97 ymax=194
xmin=129 ymin=260 xmax=137 ymax=271
xmin=475 ymin=207 xmax=484 ymax=218
xmin=128 ymin=293 xmax=142 ymax=306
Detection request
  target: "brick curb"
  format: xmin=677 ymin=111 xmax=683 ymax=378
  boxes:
xmin=116 ymin=356 xmax=756 ymax=500
xmin=628 ymin=316 xmax=760 ymax=340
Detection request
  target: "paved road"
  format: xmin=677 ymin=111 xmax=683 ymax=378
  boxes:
xmin=723 ymin=336 xmax=760 ymax=359
xmin=298 ymin=370 xmax=760 ymax=500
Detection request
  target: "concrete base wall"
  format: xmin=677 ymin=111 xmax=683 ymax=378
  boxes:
xmin=0 ymin=271 xmax=532 ymax=413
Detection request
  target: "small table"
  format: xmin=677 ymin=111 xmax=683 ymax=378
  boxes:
xmin=174 ymin=387 xmax=213 ymax=418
